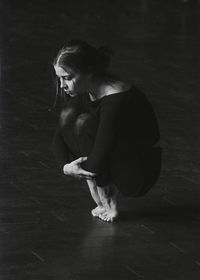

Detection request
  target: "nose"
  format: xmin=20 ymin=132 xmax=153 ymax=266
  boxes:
xmin=60 ymin=78 xmax=68 ymax=89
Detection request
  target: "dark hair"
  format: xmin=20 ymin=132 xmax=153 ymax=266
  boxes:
xmin=53 ymin=39 xmax=113 ymax=74
xmin=52 ymin=40 xmax=115 ymax=108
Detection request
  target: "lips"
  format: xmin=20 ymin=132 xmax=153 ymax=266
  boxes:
xmin=64 ymin=89 xmax=72 ymax=94
xmin=64 ymin=88 xmax=70 ymax=93
xmin=64 ymin=89 xmax=75 ymax=97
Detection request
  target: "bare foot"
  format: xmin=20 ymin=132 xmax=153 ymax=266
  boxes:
xmin=99 ymin=210 xmax=118 ymax=222
xmin=91 ymin=206 xmax=106 ymax=217
xmin=97 ymin=184 xmax=119 ymax=222
xmin=99 ymin=201 xmax=118 ymax=222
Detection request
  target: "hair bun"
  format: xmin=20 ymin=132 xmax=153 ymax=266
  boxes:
xmin=96 ymin=46 xmax=114 ymax=71
xmin=54 ymin=39 xmax=113 ymax=74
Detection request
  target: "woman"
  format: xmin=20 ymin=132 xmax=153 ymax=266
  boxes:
xmin=52 ymin=39 xmax=161 ymax=222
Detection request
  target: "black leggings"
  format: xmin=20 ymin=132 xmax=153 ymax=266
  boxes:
xmin=54 ymin=105 xmax=162 ymax=197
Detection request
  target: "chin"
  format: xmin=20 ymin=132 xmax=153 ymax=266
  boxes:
xmin=68 ymin=93 xmax=76 ymax=97
xmin=71 ymin=91 xmax=81 ymax=97
xmin=64 ymin=90 xmax=76 ymax=97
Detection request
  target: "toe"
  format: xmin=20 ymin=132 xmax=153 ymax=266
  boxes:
xmin=99 ymin=214 xmax=105 ymax=221
xmin=91 ymin=210 xmax=98 ymax=217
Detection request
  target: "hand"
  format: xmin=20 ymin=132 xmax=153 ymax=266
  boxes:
xmin=63 ymin=157 xmax=97 ymax=180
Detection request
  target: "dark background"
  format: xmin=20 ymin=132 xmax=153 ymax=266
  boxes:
xmin=1 ymin=0 xmax=200 ymax=279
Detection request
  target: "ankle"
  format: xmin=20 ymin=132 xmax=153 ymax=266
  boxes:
xmin=97 ymin=202 xmax=104 ymax=207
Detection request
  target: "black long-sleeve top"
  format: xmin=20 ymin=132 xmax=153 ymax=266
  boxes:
xmin=53 ymin=85 xmax=160 ymax=174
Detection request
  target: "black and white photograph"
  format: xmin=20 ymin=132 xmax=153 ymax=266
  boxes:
xmin=1 ymin=0 xmax=200 ymax=279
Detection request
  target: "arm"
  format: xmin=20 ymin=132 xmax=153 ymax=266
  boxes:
xmin=81 ymin=97 xmax=122 ymax=174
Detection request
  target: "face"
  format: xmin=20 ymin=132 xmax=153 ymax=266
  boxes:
xmin=54 ymin=65 xmax=86 ymax=97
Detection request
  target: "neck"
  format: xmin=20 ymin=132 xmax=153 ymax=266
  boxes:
xmin=87 ymin=74 xmax=109 ymax=101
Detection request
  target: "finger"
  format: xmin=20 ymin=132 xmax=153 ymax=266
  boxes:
xmin=80 ymin=175 xmax=95 ymax=180
xmin=74 ymin=174 xmax=82 ymax=180
xmin=80 ymin=170 xmax=97 ymax=177
xmin=74 ymin=157 xmax=88 ymax=163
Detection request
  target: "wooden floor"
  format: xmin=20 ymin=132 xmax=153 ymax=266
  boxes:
xmin=2 ymin=0 xmax=200 ymax=279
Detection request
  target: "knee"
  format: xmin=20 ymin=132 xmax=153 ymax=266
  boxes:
xmin=74 ymin=113 xmax=91 ymax=136
xmin=59 ymin=107 xmax=77 ymax=128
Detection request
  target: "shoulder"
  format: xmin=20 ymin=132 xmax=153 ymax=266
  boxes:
xmin=103 ymin=81 xmax=132 ymax=96
xmin=105 ymin=81 xmax=131 ymax=95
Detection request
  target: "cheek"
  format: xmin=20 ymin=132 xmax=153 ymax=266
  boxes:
xmin=77 ymin=77 xmax=86 ymax=88
xmin=68 ymin=81 xmax=73 ymax=88
xmin=73 ymin=78 xmax=82 ymax=89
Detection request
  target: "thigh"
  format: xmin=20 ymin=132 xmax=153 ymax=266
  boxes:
xmin=110 ymin=142 xmax=144 ymax=196
xmin=110 ymin=142 xmax=162 ymax=197
xmin=136 ymin=146 xmax=162 ymax=196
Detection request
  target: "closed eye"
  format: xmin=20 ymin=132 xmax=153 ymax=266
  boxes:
xmin=56 ymin=75 xmax=73 ymax=81
xmin=64 ymin=75 xmax=73 ymax=81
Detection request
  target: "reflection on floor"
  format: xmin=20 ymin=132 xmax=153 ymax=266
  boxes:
xmin=1 ymin=0 xmax=200 ymax=279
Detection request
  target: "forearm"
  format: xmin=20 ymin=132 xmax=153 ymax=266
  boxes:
xmin=81 ymin=101 xmax=120 ymax=174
